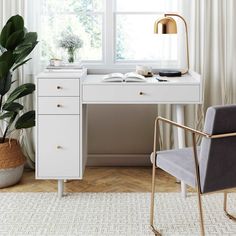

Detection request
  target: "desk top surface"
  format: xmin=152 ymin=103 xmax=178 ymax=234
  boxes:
xmin=83 ymin=71 xmax=201 ymax=85
xmin=36 ymin=69 xmax=87 ymax=79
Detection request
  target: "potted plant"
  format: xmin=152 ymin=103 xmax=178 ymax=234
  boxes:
xmin=59 ymin=30 xmax=83 ymax=63
xmin=0 ymin=15 xmax=38 ymax=188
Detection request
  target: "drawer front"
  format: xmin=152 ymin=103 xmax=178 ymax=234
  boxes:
xmin=37 ymin=115 xmax=80 ymax=178
xmin=83 ymin=84 xmax=200 ymax=103
xmin=38 ymin=79 xmax=79 ymax=97
xmin=38 ymin=97 xmax=80 ymax=114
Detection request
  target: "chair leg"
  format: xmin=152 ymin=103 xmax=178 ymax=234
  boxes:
xmin=196 ymin=190 xmax=205 ymax=236
xmin=150 ymin=163 xmax=161 ymax=236
xmin=224 ymin=192 xmax=236 ymax=221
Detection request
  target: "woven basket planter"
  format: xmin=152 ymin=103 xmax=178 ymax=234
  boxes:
xmin=0 ymin=139 xmax=26 ymax=188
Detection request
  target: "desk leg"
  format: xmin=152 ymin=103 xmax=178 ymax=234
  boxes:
xmin=175 ymin=104 xmax=187 ymax=198
xmin=58 ymin=180 xmax=64 ymax=198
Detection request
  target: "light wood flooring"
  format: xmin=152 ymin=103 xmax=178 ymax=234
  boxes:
xmin=0 ymin=167 xmax=196 ymax=193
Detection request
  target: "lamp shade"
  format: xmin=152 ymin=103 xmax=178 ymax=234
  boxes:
xmin=154 ymin=17 xmax=177 ymax=34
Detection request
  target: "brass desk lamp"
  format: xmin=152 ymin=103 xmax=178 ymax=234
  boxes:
xmin=154 ymin=13 xmax=189 ymax=76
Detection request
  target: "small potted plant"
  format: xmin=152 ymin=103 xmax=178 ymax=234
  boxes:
xmin=0 ymin=15 xmax=38 ymax=188
xmin=59 ymin=30 xmax=83 ymax=63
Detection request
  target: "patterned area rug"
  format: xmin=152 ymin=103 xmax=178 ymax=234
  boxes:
xmin=0 ymin=192 xmax=236 ymax=236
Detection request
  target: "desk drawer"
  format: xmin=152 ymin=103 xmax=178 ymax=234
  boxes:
xmin=38 ymin=97 xmax=80 ymax=114
xmin=83 ymin=84 xmax=200 ymax=103
xmin=37 ymin=115 xmax=80 ymax=178
xmin=38 ymin=79 xmax=79 ymax=97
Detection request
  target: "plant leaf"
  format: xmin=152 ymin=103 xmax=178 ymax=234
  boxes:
xmin=2 ymin=102 xmax=23 ymax=112
xmin=5 ymin=29 xmax=24 ymax=50
xmin=0 ymin=61 xmax=8 ymax=79
xmin=15 ymin=110 xmax=35 ymax=129
xmin=0 ymin=72 xmax=12 ymax=96
xmin=14 ymin=41 xmax=38 ymax=64
xmin=0 ymin=22 xmax=13 ymax=48
xmin=6 ymin=83 xmax=35 ymax=103
xmin=0 ymin=51 xmax=14 ymax=75
xmin=12 ymin=58 xmax=31 ymax=71
xmin=6 ymin=15 xmax=24 ymax=32
xmin=0 ymin=111 xmax=14 ymax=120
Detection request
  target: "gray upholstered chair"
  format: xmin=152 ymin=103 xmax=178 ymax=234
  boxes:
xmin=150 ymin=105 xmax=236 ymax=236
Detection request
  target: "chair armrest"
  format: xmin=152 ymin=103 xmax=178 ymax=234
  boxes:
xmin=152 ymin=116 xmax=207 ymax=168
xmin=155 ymin=116 xmax=209 ymax=138
xmin=152 ymin=116 xmax=236 ymax=166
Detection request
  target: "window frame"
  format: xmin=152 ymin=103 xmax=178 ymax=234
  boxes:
xmin=38 ymin=0 xmax=181 ymax=70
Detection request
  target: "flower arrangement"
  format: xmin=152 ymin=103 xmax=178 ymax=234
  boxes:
xmin=59 ymin=31 xmax=83 ymax=63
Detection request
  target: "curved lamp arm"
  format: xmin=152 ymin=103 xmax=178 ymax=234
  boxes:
xmin=165 ymin=13 xmax=190 ymax=75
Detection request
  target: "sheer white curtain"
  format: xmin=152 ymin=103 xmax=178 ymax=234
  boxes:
xmin=180 ymin=0 xmax=236 ymax=145
xmin=0 ymin=0 xmax=39 ymax=168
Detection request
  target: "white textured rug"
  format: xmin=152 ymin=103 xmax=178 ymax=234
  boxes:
xmin=0 ymin=192 xmax=236 ymax=236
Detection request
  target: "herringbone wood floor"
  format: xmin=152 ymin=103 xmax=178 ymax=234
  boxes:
xmin=0 ymin=167 xmax=195 ymax=192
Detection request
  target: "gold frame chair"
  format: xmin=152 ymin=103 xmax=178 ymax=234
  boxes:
xmin=150 ymin=116 xmax=236 ymax=236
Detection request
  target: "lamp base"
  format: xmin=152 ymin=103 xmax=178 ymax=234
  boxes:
xmin=159 ymin=70 xmax=182 ymax=77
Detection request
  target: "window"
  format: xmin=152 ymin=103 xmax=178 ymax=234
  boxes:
xmin=114 ymin=0 xmax=179 ymax=62
xmin=39 ymin=0 xmax=181 ymax=68
xmin=40 ymin=0 xmax=104 ymax=62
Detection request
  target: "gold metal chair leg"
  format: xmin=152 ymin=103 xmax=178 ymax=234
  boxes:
xmin=224 ymin=192 xmax=236 ymax=221
xmin=150 ymin=162 xmax=161 ymax=235
xmin=192 ymin=133 xmax=205 ymax=236
xmin=196 ymin=190 xmax=205 ymax=236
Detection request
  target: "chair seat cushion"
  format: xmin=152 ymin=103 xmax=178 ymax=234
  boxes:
xmin=151 ymin=147 xmax=200 ymax=187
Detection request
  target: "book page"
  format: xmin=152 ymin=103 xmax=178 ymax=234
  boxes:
xmin=124 ymin=72 xmax=146 ymax=82
xmin=103 ymin=73 xmax=124 ymax=82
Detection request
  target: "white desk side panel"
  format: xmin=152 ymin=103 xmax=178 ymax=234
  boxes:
xmin=36 ymin=70 xmax=87 ymax=180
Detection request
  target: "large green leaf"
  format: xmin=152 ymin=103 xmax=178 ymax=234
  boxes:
xmin=14 ymin=43 xmax=32 ymax=55
xmin=14 ymin=41 xmax=38 ymax=64
xmin=6 ymin=83 xmax=35 ymax=103
xmin=6 ymin=15 xmax=24 ymax=32
xmin=0 ymin=51 xmax=14 ymax=75
xmin=0 ymin=111 xmax=14 ymax=120
xmin=2 ymin=102 xmax=23 ymax=112
xmin=23 ymin=32 xmax=37 ymax=45
xmin=12 ymin=58 xmax=31 ymax=71
xmin=5 ymin=29 xmax=24 ymax=50
xmin=0 ymin=72 xmax=12 ymax=96
xmin=0 ymin=22 xmax=13 ymax=48
xmin=0 ymin=61 xmax=8 ymax=79
xmin=15 ymin=110 xmax=35 ymax=129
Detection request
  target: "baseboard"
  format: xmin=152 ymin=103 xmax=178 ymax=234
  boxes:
xmin=87 ymin=154 xmax=151 ymax=166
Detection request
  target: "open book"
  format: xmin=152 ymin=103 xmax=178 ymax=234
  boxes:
xmin=103 ymin=72 xmax=146 ymax=82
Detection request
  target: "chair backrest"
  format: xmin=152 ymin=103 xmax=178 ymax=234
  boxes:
xmin=199 ymin=105 xmax=236 ymax=193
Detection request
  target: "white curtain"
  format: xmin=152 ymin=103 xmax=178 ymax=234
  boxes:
xmin=188 ymin=0 xmax=236 ymax=115
xmin=0 ymin=0 xmax=37 ymax=168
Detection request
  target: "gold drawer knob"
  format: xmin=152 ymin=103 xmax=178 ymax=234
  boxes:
xmin=57 ymin=146 xmax=62 ymax=149
xmin=57 ymin=104 xmax=62 ymax=108
xmin=139 ymin=92 xmax=144 ymax=95
xmin=57 ymin=86 xmax=62 ymax=89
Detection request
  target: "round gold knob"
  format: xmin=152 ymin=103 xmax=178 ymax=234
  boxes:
xmin=57 ymin=86 xmax=62 ymax=89
xmin=57 ymin=145 xmax=62 ymax=149
xmin=57 ymin=104 xmax=62 ymax=107
xmin=139 ymin=92 xmax=144 ymax=95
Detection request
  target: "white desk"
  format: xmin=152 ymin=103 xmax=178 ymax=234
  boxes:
xmin=36 ymin=70 xmax=202 ymax=197
xmin=82 ymin=71 xmax=202 ymax=197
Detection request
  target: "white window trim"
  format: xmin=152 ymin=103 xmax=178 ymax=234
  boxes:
xmin=37 ymin=0 xmax=182 ymax=71
xmin=83 ymin=0 xmax=181 ymax=71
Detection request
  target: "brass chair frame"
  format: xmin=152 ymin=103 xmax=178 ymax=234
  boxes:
xmin=150 ymin=116 xmax=236 ymax=236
